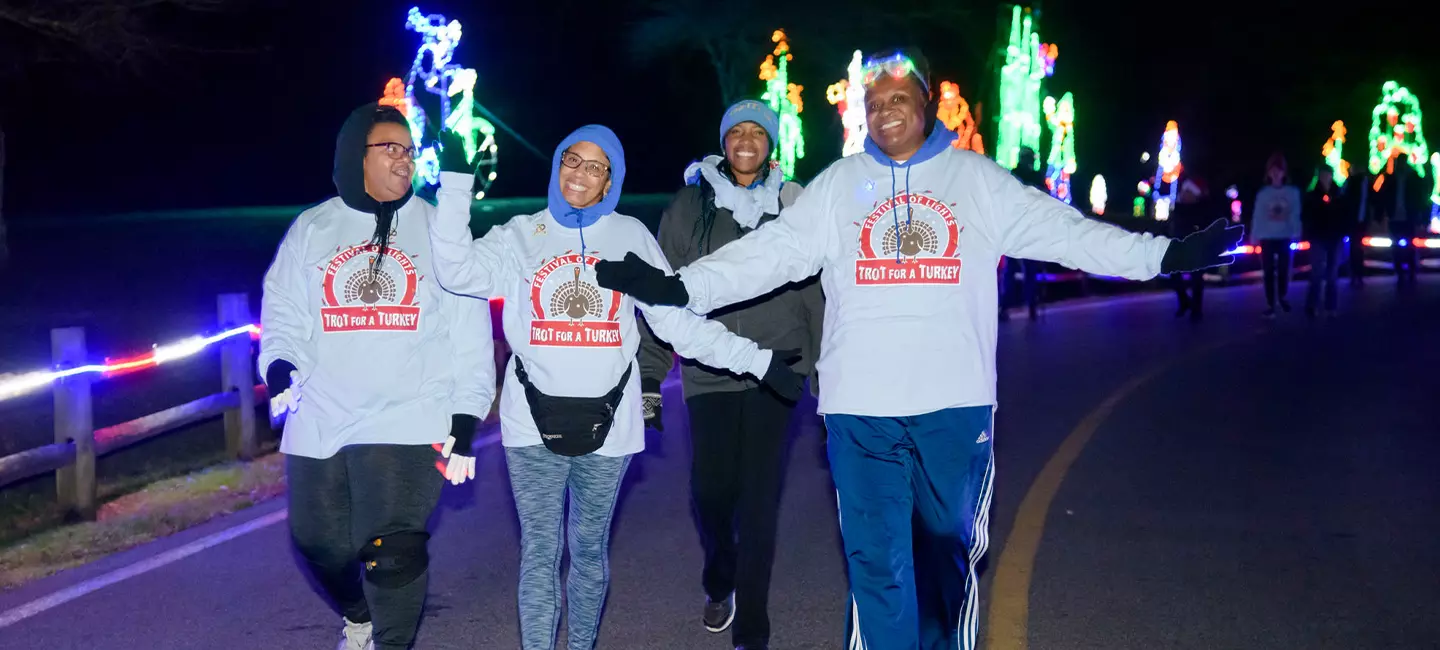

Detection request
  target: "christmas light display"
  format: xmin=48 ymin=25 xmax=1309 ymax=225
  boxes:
xmin=381 ymin=7 xmax=500 ymax=199
xmin=1368 ymin=81 xmax=1428 ymax=179
xmin=937 ymin=81 xmax=985 ymax=153
xmin=825 ymin=50 xmax=868 ymax=157
xmin=1227 ymin=186 xmax=1242 ymax=223
xmin=1322 ymin=120 xmax=1350 ymax=187
xmin=996 ymin=5 xmax=1054 ymax=170
xmin=1090 ymin=175 xmax=1106 ymax=215
xmin=0 ymin=325 xmax=261 ymax=402
xmin=1042 ymin=92 xmax=1076 ymax=203
xmin=1151 ymin=121 xmax=1183 ymax=221
xmin=759 ymin=29 xmax=805 ymax=179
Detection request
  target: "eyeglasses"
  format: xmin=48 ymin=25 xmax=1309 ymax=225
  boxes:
xmin=368 ymin=142 xmax=420 ymax=160
xmin=861 ymin=52 xmax=929 ymax=95
xmin=560 ymin=151 xmax=610 ymax=179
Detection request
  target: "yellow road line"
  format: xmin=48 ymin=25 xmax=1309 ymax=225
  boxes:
xmin=985 ymin=334 xmax=1253 ymax=649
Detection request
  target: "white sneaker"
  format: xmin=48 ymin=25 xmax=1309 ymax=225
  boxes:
xmin=337 ymin=617 xmax=374 ymax=650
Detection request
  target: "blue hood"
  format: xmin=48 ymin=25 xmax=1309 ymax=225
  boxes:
xmin=864 ymin=125 xmax=956 ymax=168
xmin=547 ymin=125 xmax=626 ymax=229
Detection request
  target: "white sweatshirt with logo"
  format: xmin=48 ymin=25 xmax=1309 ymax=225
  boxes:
xmin=258 ymin=195 xmax=496 ymax=459
xmin=678 ymin=147 xmax=1172 ymax=417
xmin=427 ymin=172 xmax=773 ymax=457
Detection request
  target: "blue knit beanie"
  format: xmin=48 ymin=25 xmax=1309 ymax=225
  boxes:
xmin=718 ymin=100 xmax=780 ymax=151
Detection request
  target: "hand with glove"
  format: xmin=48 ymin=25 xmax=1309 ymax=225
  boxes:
xmin=595 ymin=252 xmax=690 ymax=307
xmin=435 ymin=414 xmax=479 ymax=486
xmin=641 ymin=379 xmax=664 ymax=432
xmin=761 ymin=349 xmax=806 ymax=404
xmin=265 ymin=360 xmax=302 ymax=430
xmin=1161 ymin=219 xmax=1245 ymax=274
xmin=437 ymin=129 xmax=475 ymax=176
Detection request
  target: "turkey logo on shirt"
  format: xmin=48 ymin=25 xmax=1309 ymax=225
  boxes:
xmin=529 ymin=253 xmax=623 ymax=347
xmin=854 ymin=192 xmax=962 ymax=285
xmin=320 ymin=244 xmax=422 ymax=333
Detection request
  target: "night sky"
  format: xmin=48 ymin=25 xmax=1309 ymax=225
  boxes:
xmin=2 ymin=0 xmax=1434 ymax=220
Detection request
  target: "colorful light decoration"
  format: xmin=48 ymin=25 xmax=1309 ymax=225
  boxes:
xmin=1227 ymin=185 xmax=1242 ymax=223
xmin=1151 ymin=121 xmax=1183 ymax=221
xmin=0 ymin=325 xmax=261 ymax=402
xmin=381 ymin=7 xmax=500 ymax=200
xmin=825 ymin=50 xmax=868 ymax=157
xmin=936 ymin=81 xmax=985 ymax=153
xmin=1089 ymin=175 xmax=1106 ymax=215
xmin=1322 ymin=120 xmax=1350 ymax=187
xmin=759 ymin=29 xmax=805 ymax=179
xmin=996 ymin=5 xmax=1054 ymax=171
xmin=1368 ymin=81 xmax=1429 ymax=179
xmin=1042 ymin=92 xmax=1076 ymax=203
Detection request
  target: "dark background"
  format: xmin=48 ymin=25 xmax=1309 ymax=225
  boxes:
xmin=2 ymin=0 xmax=1434 ymax=220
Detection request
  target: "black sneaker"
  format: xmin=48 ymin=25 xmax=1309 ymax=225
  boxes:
xmin=703 ymin=594 xmax=735 ymax=633
xmin=736 ymin=645 xmax=768 ymax=650
xmin=1279 ymin=300 xmax=1292 ymax=313
xmin=1262 ymin=307 xmax=1276 ymax=319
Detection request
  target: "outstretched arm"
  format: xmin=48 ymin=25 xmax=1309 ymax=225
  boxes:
xmin=676 ymin=174 xmax=835 ymax=314
xmin=982 ymin=159 xmax=1172 ymax=280
xmin=629 ymin=238 xmax=773 ymax=379
xmin=428 ymin=171 xmax=515 ymax=298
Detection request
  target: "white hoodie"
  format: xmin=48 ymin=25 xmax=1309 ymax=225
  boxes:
xmin=428 ymin=172 xmax=773 ymax=457
xmin=677 ymin=143 xmax=1171 ymax=417
xmin=259 ymin=195 xmax=496 ymax=459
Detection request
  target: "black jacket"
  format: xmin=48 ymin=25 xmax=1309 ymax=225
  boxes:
xmin=1303 ymin=183 xmax=1348 ymax=243
xmin=638 ymin=182 xmax=822 ymax=396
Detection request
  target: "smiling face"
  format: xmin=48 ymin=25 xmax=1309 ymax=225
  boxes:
xmin=865 ymin=74 xmax=929 ymax=160
xmin=363 ymin=121 xmax=415 ymax=202
xmin=559 ymin=141 xmax=612 ymax=209
xmin=724 ymin=121 xmax=770 ymax=184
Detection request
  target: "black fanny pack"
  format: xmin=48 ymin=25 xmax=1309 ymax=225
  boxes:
xmin=513 ymin=357 xmax=633 ymax=457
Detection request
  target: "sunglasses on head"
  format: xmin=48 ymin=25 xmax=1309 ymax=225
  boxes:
xmin=861 ymin=52 xmax=929 ymax=95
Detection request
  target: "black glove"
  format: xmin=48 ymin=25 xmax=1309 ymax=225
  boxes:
xmin=265 ymin=360 xmax=299 ymax=431
xmin=595 ymin=252 xmax=690 ymax=307
xmin=1161 ymin=219 xmax=1244 ymax=274
xmin=265 ymin=360 xmax=296 ymax=396
xmin=761 ymin=348 xmax=805 ymax=404
xmin=640 ymin=378 xmax=663 ymax=432
xmin=437 ymin=129 xmax=475 ymax=175
xmin=439 ymin=414 xmax=480 ymax=486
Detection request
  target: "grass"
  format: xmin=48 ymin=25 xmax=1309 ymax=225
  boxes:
xmin=0 ymin=452 xmax=287 ymax=590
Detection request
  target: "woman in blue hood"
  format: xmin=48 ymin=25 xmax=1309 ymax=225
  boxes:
xmin=427 ymin=125 xmax=803 ymax=650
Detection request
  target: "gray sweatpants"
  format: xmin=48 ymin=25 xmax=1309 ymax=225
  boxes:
xmin=505 ymin=445 xmax=631 ymax=650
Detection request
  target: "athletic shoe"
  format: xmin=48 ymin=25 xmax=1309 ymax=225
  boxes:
xmin=337 ymin=617 xmax=374 ymax=650
xmin=703 ymin=593 xmax=735 ymax=633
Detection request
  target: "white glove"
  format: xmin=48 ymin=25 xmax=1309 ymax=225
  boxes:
xmin=267 ymin=370 xmax=302 ymax=428
xmin=439 ymin=436 xmax=477 ymax=486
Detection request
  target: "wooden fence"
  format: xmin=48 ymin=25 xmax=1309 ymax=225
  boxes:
xmin=0 ymin=293 xmax=264 ymax=521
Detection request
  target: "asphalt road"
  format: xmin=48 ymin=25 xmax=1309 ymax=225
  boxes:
xmin=1 ymin=277 xmax=1435 ymax=650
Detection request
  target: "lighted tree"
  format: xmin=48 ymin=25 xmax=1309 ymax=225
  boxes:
xmin=1089 ymin=174 xmax=1106 ymax=215
xmin=759 ymin=29 xmax=804 ymax=179
xmin=1367 ymin=81 xmax=1440 ymax=225
xmin=826 ymin=50 xmax=868 ymax=157
xmin=384 ymin=7 xmax=500 ymax=200
xmin=996 ymin=5 xmax=1055 ymax=170
xmin=1042 ymin=92 xmax=1076 ymax=203
xmin=937 ymin=81 xmax=985 ymax=153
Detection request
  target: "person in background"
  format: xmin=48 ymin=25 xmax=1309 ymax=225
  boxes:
xmin=1004 ymin=146 xmax=1048 ymax=321
xmin=636 ymin=100 xmax=820 ymax=650
xmin=593 ymin=47 xmax=1242 ymax=650
xmin=1168 ymin=176 xmax=1219 ymax=322
xmin=426 ymin=124 xmax=803 ymax=650
xmin=1250 ymin=153 xmax=1303 ymax=318
xmin=260 ymin=103 xmax=495 ymax=650
xmin=1303 ymin=165 xmax=1347 ymax=317
xmin=1381 ymin=157 xmax=1428 ymax=286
